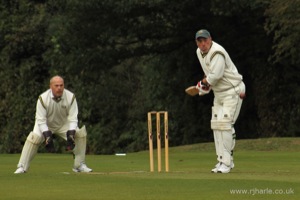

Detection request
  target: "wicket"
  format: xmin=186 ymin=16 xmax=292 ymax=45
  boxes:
xmin=147 ymin=111 xmax=169 ymax=172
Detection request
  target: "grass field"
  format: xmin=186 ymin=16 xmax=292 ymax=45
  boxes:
xmin=1 ymin=137 xmax=299 ymax=200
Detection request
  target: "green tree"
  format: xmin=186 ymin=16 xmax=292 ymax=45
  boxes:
xmin=0 ymin=0 xmax=50 ymax=152
xmin=40 ymin=0 xmax=216 ymax=153
xmin=262 ymin=0 xmax=300 ymax=136
xmin=1 ymin=0 xmax=299 ymax=154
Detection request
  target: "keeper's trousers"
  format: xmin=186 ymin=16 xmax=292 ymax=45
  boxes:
xmin=16 ymin=123 xmax=87 ymax=172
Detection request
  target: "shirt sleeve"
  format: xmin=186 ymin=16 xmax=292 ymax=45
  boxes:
xmin=206 ymin=53 xmax=225 ymax=86
xmin=35 ymin=98 xmax=49 ymax=133
xmin=68 ymin=97 xmax=78 ymax=130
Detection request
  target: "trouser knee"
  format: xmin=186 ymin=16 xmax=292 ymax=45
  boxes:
xmin=27 ymin=132 xmax=44 ymax=144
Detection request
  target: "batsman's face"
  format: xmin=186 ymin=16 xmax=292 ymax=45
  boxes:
xmin=196 ymin=37 xmax=212 ymax=53
xmin=50 ymin=77 xmax=64 ymax=98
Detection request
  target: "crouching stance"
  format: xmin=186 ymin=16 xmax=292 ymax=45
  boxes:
xmin=14 ymin=76 xmax=92 ymax=174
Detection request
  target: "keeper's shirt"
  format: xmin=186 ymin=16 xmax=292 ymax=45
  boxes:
xmin=35 ymin=89 xmax=78 ymax=133
xmin=196 ymin=41 xmax=243 ymax=92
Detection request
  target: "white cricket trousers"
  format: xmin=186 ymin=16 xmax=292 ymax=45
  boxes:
xmin=212 ymin=82 xmax=245 ymax=166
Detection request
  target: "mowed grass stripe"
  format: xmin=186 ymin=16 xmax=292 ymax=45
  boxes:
xmin=0 ymin=137 xmax=299 ymax=200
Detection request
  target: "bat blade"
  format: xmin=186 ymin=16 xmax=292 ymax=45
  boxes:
xmin=185 ymin=86 xmax=199 ymax=96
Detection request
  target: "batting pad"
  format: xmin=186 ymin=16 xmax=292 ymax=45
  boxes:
xmin=211 ymin=106 xmax=233 ymax=130
xmin=17 ymin=132 xmax=43 ymax=171
xmin=221 ymin=130 xmax=234 ymax=166
xmin=73 ymin=126 xmax=87 ymax=168
xmin=213 ymin=130 xmax=235 ymax=166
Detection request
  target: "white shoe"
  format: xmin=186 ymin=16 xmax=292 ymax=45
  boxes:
xmin=14 ymin=167 xmax=26 ymax=174
xmin=230 ymin=161 xmax=235 ymax=169
xmin=217 ymin=163 xmax=231 ymax=173
xmin=72 ymin=163 xmax=93 ymax=173
xmin=211 ymin=162 xmax=221 ymax=173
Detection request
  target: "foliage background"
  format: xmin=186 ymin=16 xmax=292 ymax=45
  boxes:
xmin=0 ymin=0 xmax=299 ymax=154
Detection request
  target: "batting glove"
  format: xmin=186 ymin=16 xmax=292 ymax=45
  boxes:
xmin=196 ymin=81 xmax=211 ymax=95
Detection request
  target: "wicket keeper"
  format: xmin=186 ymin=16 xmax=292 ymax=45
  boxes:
xmin=14 ymin=75 xmax=92 ymax=174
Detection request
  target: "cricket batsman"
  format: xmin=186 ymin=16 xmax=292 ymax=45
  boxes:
xmin=194 ymin=29 xmax=246 ymax=173
xmin=14 ymin=75 xmax=92 ymax=174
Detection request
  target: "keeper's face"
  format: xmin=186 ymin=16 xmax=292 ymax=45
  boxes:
xmin=50 ymin=76 xmax=64 ymax=98
xmin=196 ymin=37 xmax=212 ymax=53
